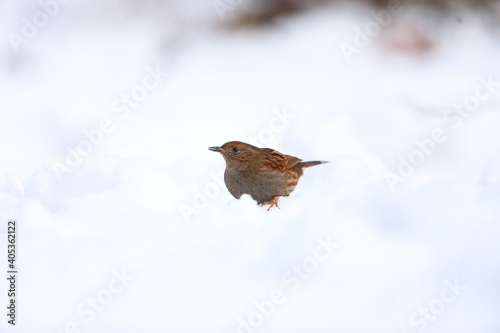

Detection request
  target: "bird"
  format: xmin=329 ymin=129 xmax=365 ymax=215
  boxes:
xmin=209 ymin=141 xmax=327 ymax=210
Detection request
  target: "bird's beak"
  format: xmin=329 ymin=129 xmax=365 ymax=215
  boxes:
xmin=209 ymin=146 xmax=223 ymax=152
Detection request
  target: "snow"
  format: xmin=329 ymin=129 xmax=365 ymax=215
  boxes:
xmin=1 ymin=1 xmax=500 ymax=332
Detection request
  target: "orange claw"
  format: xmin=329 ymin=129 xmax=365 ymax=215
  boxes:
xmin=263 ymin=196 xmax=281 ymax=211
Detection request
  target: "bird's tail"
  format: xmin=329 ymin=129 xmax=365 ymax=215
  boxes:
xmin=300 ymin=161 xmax=328 ymax=169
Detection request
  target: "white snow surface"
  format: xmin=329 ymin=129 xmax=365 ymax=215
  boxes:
xmin=1 ymin=1 xmax=500 ymax=332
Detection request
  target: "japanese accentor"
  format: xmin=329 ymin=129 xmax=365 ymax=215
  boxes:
xmin=209 ymin=141 xmax=327 ymax=210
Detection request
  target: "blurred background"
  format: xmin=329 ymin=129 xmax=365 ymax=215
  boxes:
xmin=1 ymin=0 xmax=500 ymax=332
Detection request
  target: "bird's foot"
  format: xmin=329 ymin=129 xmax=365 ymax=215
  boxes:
xmin=263 ymin=196 xmax=282 ymax=211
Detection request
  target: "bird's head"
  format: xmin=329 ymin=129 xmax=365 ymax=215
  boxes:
xmin=209 ymin=141 xmax=258 ymax=168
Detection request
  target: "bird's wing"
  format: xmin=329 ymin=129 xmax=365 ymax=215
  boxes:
xmin=261 ymin=148 xmax=302 ymax=172
xmin=283 ymin=154 xmax=302 ymax=169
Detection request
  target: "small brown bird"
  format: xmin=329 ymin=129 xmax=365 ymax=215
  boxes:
xmin=209 ymin=141 xmax=327 ymax=210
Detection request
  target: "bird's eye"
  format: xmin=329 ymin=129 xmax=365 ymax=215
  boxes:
xmin=232 ymin=147 xmax=239 ymax=153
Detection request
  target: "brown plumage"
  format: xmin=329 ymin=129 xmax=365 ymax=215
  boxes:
xmin=209 ymin=141 xmax=327 ymax=210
